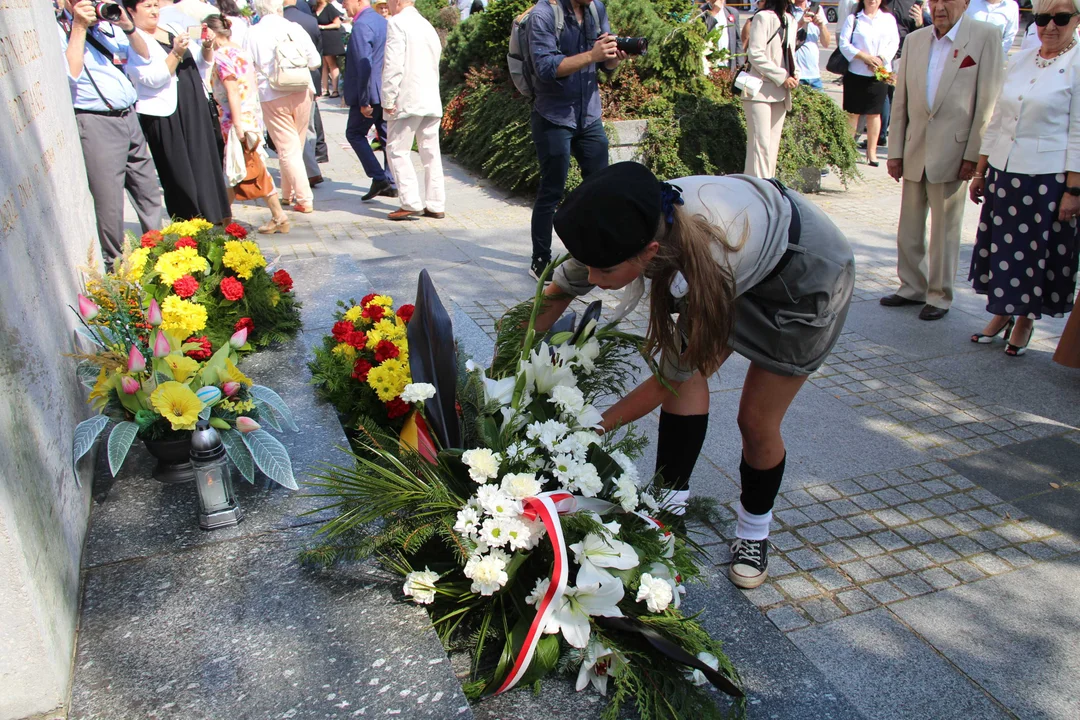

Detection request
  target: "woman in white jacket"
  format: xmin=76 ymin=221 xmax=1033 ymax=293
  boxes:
xmin=741 ymin=0 xmax=798 ymax=178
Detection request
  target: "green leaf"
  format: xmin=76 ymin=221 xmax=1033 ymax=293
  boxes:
xmin=478 ymin=416 xmax=501 ymax=449
xmin=72 ymin=415 xmax=110 ymax=484
xmin=221 ymin=428 xmax=255 ymax=483
xmin=519 ymin=634 xmax=561 ymax=686
xmin=249 ymin=385 xmax=298 ymax=432
xmin=75 ymin=325 xmax=105 ymax=347
xmin=198 ymin=405 xmax=211 ymax=421
xmin=252 ymin=398 xmax=282 ymax=431
xmin=106 ymin=421 xmax=139 ymax=476
xmin=77 ymin=361 xmax=101 ymax=388
xmin=241 ymin=428 xmax=296 ymax=489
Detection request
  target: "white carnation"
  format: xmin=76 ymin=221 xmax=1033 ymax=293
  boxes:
xmin=636 ymin=573 xmax=674 ymax=613
xmin=608 ymin=450 xmax=639 ymax=484
xmin=402 ymin=567 xmax=439 ymax=604
xmin=568 ymin=462 xmax=603 ymax=497
xmin=464 ymin=553 xmax=509 ymax=596
xmin=640 ymin=492 xmax=660 ymax=513
xmin=551 ymin=384 xmax=585 ymax=415
xmin=462 ymin=448 xmax=502 ymax=484
xmin=613 ymin=476 xmax=638 ymax=512
xmin=400 ymin=382 xmax=436 ymax=404
xmin=526 ymin=577 xmax=551 ymax=607
xmin=501 ymin=472 xmax=542 ymax=500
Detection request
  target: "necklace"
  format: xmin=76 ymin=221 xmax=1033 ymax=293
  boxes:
xmin=1035 ymin=38 xmax=1078 ymax=68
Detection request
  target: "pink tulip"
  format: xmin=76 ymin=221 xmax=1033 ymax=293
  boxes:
xmin=222 ymin=381 xmax=241 ymax=398
xmin=120 ymin=376 xmax=140 ymax=395
xmin=235 ymin=416 xmax=261 ymax=433
xmin=146 ymin=298 xmax=162 ymax=326
xmin=152 ymin=330 xmax=171 ymax=357
xmin=77 ymin=294 xmax=100 ymax=321
xmin=127 ymin=345 xmax=146 ymax=373
xmin=229 ymin=327 xmax=248 ymax=348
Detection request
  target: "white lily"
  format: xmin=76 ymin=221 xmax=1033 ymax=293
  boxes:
xmin=575 ymin=638 xmax=625 ymax=696
xmin=575 ymin=336 xmax=601 ymax=374
xmin=570 ymin=532 xmax=639 ymax=586
xmin=684 ymin=652 xmax=720 ymax=687
xmin=466 ymin=361 xmax=516 ymax=407
xmin=548 ymin=579 xmax=625 ymax=648
xmin=521 ymin=342 xmax=575 ymax=395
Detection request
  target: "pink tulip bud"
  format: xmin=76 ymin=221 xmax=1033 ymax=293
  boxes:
xmin=77 ymin=294 xmax=100 ymax=321
xmin=152 ymin=330 xmax=171 ymax=357
xmin=147 ymin=298 xmax=162 ymax=326
xmin=127 ymin=345 xmax=146 ymax=373
xmin=229 ymin=327 xmax=248 ymax=348
xmin=235 ymin=416 xmax=261 ymax=433
xmin=120 ymin=376 xmax=140 ymax=395
xmin=222 ymin=381 xmax=241 ymax=398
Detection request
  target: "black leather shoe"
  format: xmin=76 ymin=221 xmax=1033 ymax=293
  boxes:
xmin=361 ymin=179 xmax=391 ymax=201
xmin=378 ymin=186 xmax=398 ymax=198
xmin=919 ymin=304 xmax=949 ymax=321
xmin=880 ymin=294 xmax=923 ymax=307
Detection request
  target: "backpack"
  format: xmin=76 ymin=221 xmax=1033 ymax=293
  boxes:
xmin=508 ymin=0 xmax=600 ymax=99
xmin=269 ymin=27 xmax=311 ymax=92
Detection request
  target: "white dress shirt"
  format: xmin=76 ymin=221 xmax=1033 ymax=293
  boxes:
xmin=839 ymin=9 xmax=900 ymax=76
xmin=927 ymin=16 xmax=963 ymax=107
xmin=966 ymin=0 xmax=1019 ymax=55
xmin=125 ymin=28 xmax=178 ymax=117
xmin=247 ymin=13 xmax=321 ymax=103
xmin=981 ymin=44 xmax=1080 ymax=174
xmin=382 ymin=6 xmax=443 ymax=118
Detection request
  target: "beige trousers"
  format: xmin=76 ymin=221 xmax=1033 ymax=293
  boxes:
xmin=895 ymin=176 xmax=968 ymax=309
xmin=262 ymin=91 xmax=313 ymax=207
xmin=387 ymin=115 xmax=445 ymax=213
xmin=742 ymin=99 xmax=786 ymax=178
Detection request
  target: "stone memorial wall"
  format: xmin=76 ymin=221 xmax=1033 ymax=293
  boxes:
xmin=0 ymin=1 xmax=100 ymax=717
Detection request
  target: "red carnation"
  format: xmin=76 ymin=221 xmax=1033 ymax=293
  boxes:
xmin=141 ymin=230 xmax=162 ymax=248
xmin=225 ymin=223 xmax=248 ymax=239
xmin=332 ymin=320 xmax=354 ymax=343
xmin=172 ymin=274 xmax=199 ymax=299
xmin=360 ymin=293 xmax=377 ymax=306
xmin=220 ymin=276 xmax=245 ymax=301
xmin=385 ymin=397 xmax=410 ymax=419
xmin=361 ymin=303 xmax=385 ymax=322
xmin=396 ymin=304 xmax=415 ymax=323
xmin=351 ymin=358 xmax=373 ymax=381
xmin=185 ymin=335 xmax=212 ymax=361
xmin=174 ymin=236 xmax=197 ymax=249
xmin=374 ymin=339 xmax=400 ymax=362
xmin=272 ymin=269 xmax=293 ymax=293
xmin=235 ymin=317 xmax=254 ymax=333
xmin=346 ymin=330 xmax=369 ymax=349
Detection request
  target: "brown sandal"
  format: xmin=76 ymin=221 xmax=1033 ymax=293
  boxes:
xmin=258 ymin=216 xmax=290 ymax=235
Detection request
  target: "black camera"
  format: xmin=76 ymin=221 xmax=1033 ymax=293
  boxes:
xmin=94 ymin=1 xmax=123 ymax=22
xmin=615 ymin=36 xmax=648 ymax=56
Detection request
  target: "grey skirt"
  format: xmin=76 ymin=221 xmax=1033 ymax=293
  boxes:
xmin=731 ymin=191 xmax=855 ymax=376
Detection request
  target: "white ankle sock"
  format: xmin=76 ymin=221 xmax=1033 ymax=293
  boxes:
xmin=735 ymin=501 xmax=772 ymax=541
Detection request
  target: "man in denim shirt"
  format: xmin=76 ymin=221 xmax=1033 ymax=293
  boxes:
xmin=528 ymin=0 xmax=625 ymax=279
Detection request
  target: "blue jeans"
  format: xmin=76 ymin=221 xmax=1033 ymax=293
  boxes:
xmin=346 ymin=104 xmax=394 ymax=186
xmin=530 ymin=112 xmax=609 ymax=263
xmin=799 ymin=78 xmax=824 ymax=90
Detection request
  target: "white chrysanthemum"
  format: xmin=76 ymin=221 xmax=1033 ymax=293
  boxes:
xmin=526 ymin=419 xmax=570 ymax=451
xmin=462 ymin=448 xmax=502 ymax=484
xmin=453 ymin=506 xmax=482 ymax=537
xmin=501 ymin=472 xmax=542 ymax=500
xmin=477 ymin=486 xmax=523 ymax=518
xmin=568 ymin=462 xmax=603 ymax=497
xmin=636 ymin=573 xmax=674 ymax=613
xmin=552 ymin=435 xmax=586 ymax=460
xmin=526 ymin=577 xmax=551 ymax=607
xmin=399 ymin=382 xmax=436 ymax=404
xmin=463 ymin=552 xmax=509 ymax=596
xmin=549 ymin=454 xmax=576 ymax=486
xmin=551 ymin=384 xmax=585 ymax=416
xmin=640 ymin=492 xmax=660 ymax=513
xmin=480 ymin=517 xmax=517 ymax=548
xmin=522 ymin=515 xmax=547 ymax=549
xmin=613 ymin=476 xmax=638 ymax=512
xmin=403 ymin=567 xmax=439 ymax=604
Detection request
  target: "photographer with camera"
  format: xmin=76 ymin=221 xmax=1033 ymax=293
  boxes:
xmin=526 ymin=0 xmax=628 ymax=280
xmin=793 ymin=0 xmax=831 ymax=89
xmin=58 ymin=0 xmax=163 ymax=263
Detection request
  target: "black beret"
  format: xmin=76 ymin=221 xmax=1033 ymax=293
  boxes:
xmin=553 ymin=161 xmax=662 ymax=268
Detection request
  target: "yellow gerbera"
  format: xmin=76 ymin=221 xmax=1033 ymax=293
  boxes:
xmin=150 ymin=381 xmax=203 ymax=431
xmin=160 ymin=295 xmax=208 ymax=336
xmin=165 ymin=355 xmax=200 ymax=383
xmin=343 ymin=306 xmax=364 ymax=323
xmin=222 ymin=240 xmax=267 ymax=280
xmin=332 ymin=343 xmax=357 ymax=360
xmin=155 ymin=247 xmax=210 ymax=285
xmin=366 ymin=358 xmax=409 ymax=402
xmin=220 ymin=358 xmax=253 ymax=387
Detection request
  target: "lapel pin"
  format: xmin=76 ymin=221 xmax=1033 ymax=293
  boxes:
xmin=953 ymin=49 xmax=958 ymax=59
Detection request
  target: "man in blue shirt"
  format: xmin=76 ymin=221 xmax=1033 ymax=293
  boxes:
xmin=528 ymin=0 xmax=624 ymax=279
xmin=342 ymin=0 xmax=396 ymax=201
xmin=59 ymin=0 xmax=162 ymax=262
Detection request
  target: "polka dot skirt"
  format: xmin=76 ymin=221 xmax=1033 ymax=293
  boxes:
xmin=969 ymin=167 xmax=1079 ymax=319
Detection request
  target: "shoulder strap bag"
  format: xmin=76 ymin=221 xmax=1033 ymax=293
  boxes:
xmin=825 ymin=15 xmax=856 ymax=75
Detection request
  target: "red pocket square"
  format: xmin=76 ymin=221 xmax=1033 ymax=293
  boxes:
xmin=959 ymin=55 xmax=977 ymax=69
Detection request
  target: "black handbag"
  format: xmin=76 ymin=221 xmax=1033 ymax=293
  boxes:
xmin=825 ymin=15 xmax=856 ymax=75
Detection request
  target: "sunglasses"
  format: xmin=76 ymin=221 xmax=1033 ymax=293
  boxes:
xmin=1032 ymin=11 xmax=1079 ymax=26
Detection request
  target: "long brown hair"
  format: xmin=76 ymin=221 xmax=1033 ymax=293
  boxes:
xmin=643 ymin=206 xmax=743 ymax=378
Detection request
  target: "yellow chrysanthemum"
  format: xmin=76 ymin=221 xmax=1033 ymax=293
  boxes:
xmin=343 ymin=306 xmax=364 ymax=323
xmin=218 ymin=398 xmax=256 ymax=414
xmin=162 ymin=218 xmax=213 ymax=237
xmin=220 ymin=358 xmax=253 ymax=387
xmin=372 ymin=318 xmax=406 ymax=341
xmin=365 ymin=328 xmax=384 ymax=350
xmin=150 ymin=381 xmax=203 ymax=431
xmin=155 ymin=247 xmax=211 ymax=285
xmin=160 ymin=295 xmax=207 ymax=336
xmin=124 ymin=247 xmax=151 ymax=281
xmin=165 ymin=355 xmax=200 ymax=384
xmin=369 ymin=295 xmax=394 ymax=307
xmin=222 ymin=240 xmax=267 ymax=280
xmin=332 ymin=343 xmax=357 ymax=360
xmin=366 ymin=358 xmax=409 ymax=402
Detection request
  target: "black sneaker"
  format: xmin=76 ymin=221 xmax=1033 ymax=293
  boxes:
xmin=529 ymin=257 xmax=550 ymax=282
xmin=729 ymin=538 xmax=769 ymax=589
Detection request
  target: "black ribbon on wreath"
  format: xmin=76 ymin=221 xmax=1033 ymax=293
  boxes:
xmin=406 ymin=270 xmax=462 ymax=449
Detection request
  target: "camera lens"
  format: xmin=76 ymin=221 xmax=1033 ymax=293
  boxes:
xmin=95 ymin=1 xmax=123 ymax=22
xmin=615 ymin=37 xmax=648 ymax=56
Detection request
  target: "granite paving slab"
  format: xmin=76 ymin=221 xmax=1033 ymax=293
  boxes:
xmin=892 ymin=555 xmax=1080 ymax=720
xmin=282 ymin=254 xmax=376 ymax=332
xmin=71 ymin=528 xmax=471 ymax=720
xmin=787 ymin=609 xmax=1010 ymax=720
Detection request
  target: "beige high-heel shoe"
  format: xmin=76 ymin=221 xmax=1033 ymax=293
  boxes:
xmin=258 ymin=216 xmax=290 ymax=235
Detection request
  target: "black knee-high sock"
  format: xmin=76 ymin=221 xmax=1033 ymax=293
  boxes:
xmin=739 ymin=454 xmax=787 ymax=516
xmin=654 ymin=411 xmax=709 ymax=498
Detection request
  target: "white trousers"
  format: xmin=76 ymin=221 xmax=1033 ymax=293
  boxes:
xmin=742 ymin=99 xmax=787 ymax=179
xmin=386 ymin=115 xmax=445 ymax=213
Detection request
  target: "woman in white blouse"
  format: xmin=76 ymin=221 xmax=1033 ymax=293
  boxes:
xmin=968 ymin=0 xmax=1080 ymax=356
xmin=838 ymin=0 xmax=899 ymax=166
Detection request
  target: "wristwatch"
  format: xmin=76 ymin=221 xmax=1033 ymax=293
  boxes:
xmin=1066 ymin=186 xmax=1080 ymax=196
xmin=123 ymin=26 xmax=136 ymax=35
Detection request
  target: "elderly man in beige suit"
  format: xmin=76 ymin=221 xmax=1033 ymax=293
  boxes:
xmin=882 ymin=0 xmax=1003 ymax=320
